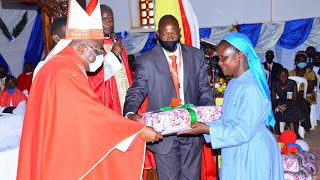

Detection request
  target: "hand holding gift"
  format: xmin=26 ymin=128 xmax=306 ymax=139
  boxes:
xmin=127 ymin=113 xmax=142 ymax=121
xmin=177 ymin=122 xmax=210 ymax=135
xmin=138 ymin=104 xmax=222 ymax=135
xmin=138 ymin=126 xmax=163 ymax=143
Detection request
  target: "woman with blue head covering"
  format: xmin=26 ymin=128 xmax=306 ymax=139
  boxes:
xmin=179 ymin=33 xmax=284 ymax=180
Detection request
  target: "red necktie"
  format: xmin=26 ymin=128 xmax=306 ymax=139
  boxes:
xmin=169 ymin=55 xmax=180 ymax=98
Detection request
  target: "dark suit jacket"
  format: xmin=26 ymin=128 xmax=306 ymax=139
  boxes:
xmin=262 ymin=61 xmax=283 ymax=84
xmin=124 ymin=44 xmax=214 ymax=154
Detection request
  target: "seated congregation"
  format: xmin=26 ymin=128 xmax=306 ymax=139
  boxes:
xmin=265 ymin=48 xmax=319 ymax=139
xmin=0 ymin=62 xmax=32 ymax=114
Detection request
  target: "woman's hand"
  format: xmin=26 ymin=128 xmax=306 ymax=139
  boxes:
xmin=177 ymin=122 xmax=210 ymax=135
xmin=277 ymin=104 xmax=287 ymax=112
xmin=281 ymin=104 xmax=288 ymax=111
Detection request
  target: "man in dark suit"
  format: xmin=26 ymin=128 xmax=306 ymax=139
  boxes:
xmin=306 ymin=46 xmax=316 ymax=69
xmin=262 ymin=50 xmax=283 ymax=87
xmin=123 ymin=15 xmax=214 ymax=180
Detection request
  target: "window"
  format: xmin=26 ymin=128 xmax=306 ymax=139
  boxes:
xmin=129 ymin=0 xmax=155 ymax=32
xmin=139 ymin=0 xmax=154 ymax=27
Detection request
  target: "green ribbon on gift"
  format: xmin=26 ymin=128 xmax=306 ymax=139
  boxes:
xmin=160 ymin=104 xmax=197 ymax=123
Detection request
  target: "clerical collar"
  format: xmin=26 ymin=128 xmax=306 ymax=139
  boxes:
xmin=104 ymin=34 xmax=111 ymax=39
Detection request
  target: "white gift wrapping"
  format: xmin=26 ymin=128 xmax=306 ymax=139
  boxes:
xmin=139 ymin=106 xmax=222 ymax=135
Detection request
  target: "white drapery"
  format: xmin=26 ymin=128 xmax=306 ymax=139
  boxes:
xmin=121 ymin=32 xmax=149 ymax=55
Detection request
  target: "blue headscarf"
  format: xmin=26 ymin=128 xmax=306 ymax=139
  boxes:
xmin=224 ymin=32 xmax=275 ymax=127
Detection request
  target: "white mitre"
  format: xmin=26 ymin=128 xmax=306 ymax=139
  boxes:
xmin=33 ymin=0 xmax=103 ymax=81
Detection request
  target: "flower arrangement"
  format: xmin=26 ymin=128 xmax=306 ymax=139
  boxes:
xmin=229 ymin=22 xmax=240 ymax=32
xmin=214 ymin=76 xmax=232 ymax=97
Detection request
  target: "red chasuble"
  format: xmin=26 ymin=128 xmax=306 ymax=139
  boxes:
xmin=17 ymin=71 xmax=33 ymax=92
xmin=17 ymin=46 xmax=146 ymax=180
xmin=87 ymin=37 xmax=133 ymax=114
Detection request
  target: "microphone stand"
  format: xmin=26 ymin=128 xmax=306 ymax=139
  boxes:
xmin=209 ymin=58 xmax=219 ymax=179
xmin=212 ymin=66 xmax=216 ymax=106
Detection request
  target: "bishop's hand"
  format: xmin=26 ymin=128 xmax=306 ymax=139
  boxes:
xmin=127 ymin=113 xmax=142 ymax=121
xmin=139 ymin=126 xmax=163 ymax=143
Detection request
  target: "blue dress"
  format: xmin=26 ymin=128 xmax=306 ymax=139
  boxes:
xmin=204 ymin=70 xmax=284 ymax=180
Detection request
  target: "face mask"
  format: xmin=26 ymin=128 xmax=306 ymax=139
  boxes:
xmin=7 ymin=87 xmax=17 ymax=94
xmin=83 ymin=44 xmax=104 ymax=72
xmin=158 ymin=38 xmax=180 ymax=52
xmin=296 ymin=62 xmax=307 ymax=69
xmin=87 ymin=54 xmax=104 ymax=72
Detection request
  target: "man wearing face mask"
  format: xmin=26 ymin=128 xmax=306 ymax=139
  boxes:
xmin=87 ymin=4 xmax=133 ymax=115
xmin=124 ymin=15 xmax=213 ymax=180
xmin=262 ymin=50 xmax=283 ymax=87
xmin=17 ymin=62 xmax=34 ymax=93
xmin=0 ymin=75 xmax=27 ymax=113
xmin=17 ymin=1 xmax=163 ymax=179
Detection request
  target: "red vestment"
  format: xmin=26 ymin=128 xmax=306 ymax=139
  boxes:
xmin=87 ymin=37 xmax=154 ymax=177
xmin=17 ymin=71 xmax=33 ymax=92
xmin=17 ymin=46 xmax=146 ymax=180
xmin=87 ymin=37 xmax=133 ymax=114
xmin=201 ymin=144 xmax=217 ymax=180
xmin=0 ymin=88 xmax=27 ymax=107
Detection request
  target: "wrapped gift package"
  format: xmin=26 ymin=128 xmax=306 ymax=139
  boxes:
xmin=282 ymin=154 xmax=300 ymax=172
xmin=281 ymin=151 xmax=319 ymax=179
xmin=299 ymin=166 xmax=313 ymax=178
xmin=284 ymin=171 xmax=312 ymax=180
xmin=295 ymin=151 xmax=319 ymax=175
xmin=139 ymin=106 xmax=222 ymax=135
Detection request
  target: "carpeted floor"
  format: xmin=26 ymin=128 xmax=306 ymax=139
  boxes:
xmin=303 ymin=122 xmax=320 ymax=180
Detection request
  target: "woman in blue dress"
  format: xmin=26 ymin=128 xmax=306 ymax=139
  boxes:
xmin=179 ymin=33 xmax=284 ymax=180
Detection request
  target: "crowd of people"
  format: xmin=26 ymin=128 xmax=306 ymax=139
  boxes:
xmin=263 ymin=47 xmax=319 ymax=139
xmin=0 ymin=62 xmax=32 ymax=114
xmin=1 ymin=0 xmax=318 ymax=180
